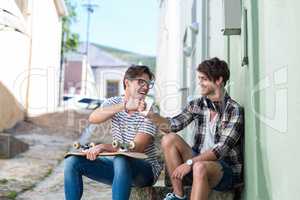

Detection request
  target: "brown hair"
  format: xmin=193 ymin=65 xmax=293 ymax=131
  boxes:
xmin=197 ymin=57 xmax=230 ymax=86
xmin=123 ymin=65 xmax=155 ymax=89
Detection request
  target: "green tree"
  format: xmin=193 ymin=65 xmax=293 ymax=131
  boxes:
xmin=62 ymin=0 xmax=79 ymax=53
xmin=58 ymin=0 xmax=79 ymax=105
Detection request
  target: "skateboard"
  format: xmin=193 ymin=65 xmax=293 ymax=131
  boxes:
xmin=64 ymin=140 xmax=148 ymax=159
xmin=112 ymin=140 xmax=135 ymax=151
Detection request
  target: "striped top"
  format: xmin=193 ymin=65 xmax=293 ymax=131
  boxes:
xmin=102 ymin=96 xmax=162 ymax=182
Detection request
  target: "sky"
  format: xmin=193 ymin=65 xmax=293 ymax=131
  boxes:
xmin=71 ymin=0 xmax=160 ymax=56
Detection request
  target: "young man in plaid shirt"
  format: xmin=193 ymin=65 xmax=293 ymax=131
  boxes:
xmin=143 ymin=57 xmax=244 ymax=200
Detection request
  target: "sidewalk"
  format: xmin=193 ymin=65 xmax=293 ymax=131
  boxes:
xmin=0 ymin=111 xmax=113 ymax=200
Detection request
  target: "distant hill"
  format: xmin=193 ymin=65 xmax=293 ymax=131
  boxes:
xmin=92 ymin=43 xmax=156 ymax=72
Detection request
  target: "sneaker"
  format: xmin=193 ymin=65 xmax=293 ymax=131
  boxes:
xmin=163 ymin=193 xmax=187 ymax=200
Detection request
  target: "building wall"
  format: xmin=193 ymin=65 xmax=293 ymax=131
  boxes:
xmin=0 ymin=1 xmax=28 ymax=130
xmin=202 ymin=0 xmax=300 ymax=199
xmin=64 ymin=61 xmax=83 ymax=95
xmin=238 ymin=1 xmax=300 ymax=199
xmin=157 ymin=0 xmax=204 ymax=144
xmin=156 ymin=0 xmax=184 ymax=117
xmin=93 ymin=66 xmax=127 ymax=98
xmin=0 ymin=0 xmax=66 ymax=127
xmin=80 ymin=57 xmax=97 ymax=97
xmin=0 ymin=82 xmax=24 ymax=131
xmin=26 ymin=0 xmax=64 ymax=115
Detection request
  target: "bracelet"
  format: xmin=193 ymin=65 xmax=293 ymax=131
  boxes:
xmin=124 ymin=100 xmax=129 ymax=113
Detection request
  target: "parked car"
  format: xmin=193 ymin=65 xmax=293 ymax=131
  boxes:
xmin=63 ymin=96 xmax=105 ymax=110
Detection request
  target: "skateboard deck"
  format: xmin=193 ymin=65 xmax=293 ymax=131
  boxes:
xmin=64 ymin=151 xmax=148 ymax=159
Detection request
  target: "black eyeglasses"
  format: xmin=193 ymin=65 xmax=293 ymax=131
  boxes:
xmin=127 ymin=78 xmax=154 ymax=89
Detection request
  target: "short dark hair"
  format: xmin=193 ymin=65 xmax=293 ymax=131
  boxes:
xmin=197 ymin=57 xmax=230 ymax=86
xmin=123 ymin=65 xmax=155 ymax=89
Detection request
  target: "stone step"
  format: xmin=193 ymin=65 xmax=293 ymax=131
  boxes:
xmin=0 ymin=133 xmax=29 ymax=158
xmin=130 ymin=186 xmax=235 ymax=200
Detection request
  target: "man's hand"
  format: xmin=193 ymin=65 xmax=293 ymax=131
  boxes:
xmin=172 ymin=163 xmax=192 ymax=180
xmin=137 ymin=99 xmax=147 ymax=113
xmin=83 ymin=144 xmax=104 ymax=161
xmin=125 ymin=97 xmax=147 ymax=114
xmin=125 ymin=98 xmax=142 ymax=111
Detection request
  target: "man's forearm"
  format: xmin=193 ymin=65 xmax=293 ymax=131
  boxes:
xmin=100 ymin=144 xmax=116 ymax=152
xmin=89 ymin=103 xmax=124 ymax=123
xmin=147 ymin=111 xmax=172 ymax=133
xmin=192 ymin=149 xmax=217 ymax=163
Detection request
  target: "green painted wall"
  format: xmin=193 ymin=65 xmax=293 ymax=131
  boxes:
xmin=228 ymin=0 xmax=300 ymax=199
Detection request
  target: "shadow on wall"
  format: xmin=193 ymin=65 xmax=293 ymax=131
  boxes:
xmin=0 ymin=82 xmax=25 ymax=132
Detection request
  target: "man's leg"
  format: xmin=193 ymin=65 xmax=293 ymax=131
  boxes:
xmin=64 ymin=156 xmax=114 ymax=200
xmin=112 ymin=156 xmax=133 ymax=200
xmin=190 ymin=161 xmax=223 ymax=200
xmin=112 ymin=156 xmax=154 ymax=200
xmin=161 ymin=133 xmax=192 ymax=197
xmin=130 ymin=158 xmax=154 ymax=187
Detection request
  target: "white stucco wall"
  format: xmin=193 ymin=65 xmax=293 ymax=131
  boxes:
xmin=0 ymin=0 xmax=29 ymax=129
xmin=0 ymin=0 xmax=66 ymax=118
xmin=0 ymin=0 xmax=29 ymax=104
xmin=80 ymin=58 xmax=98 ymax=97
xmin=156 ymin=0 xmax=183 ymax=116
xmin=207 ymin=0 xmax=225 ymax=59
xmin=26 ymin=0 xmax=63 ymax=115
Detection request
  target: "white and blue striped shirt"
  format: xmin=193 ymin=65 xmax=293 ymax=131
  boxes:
xmin=102 ymin=96 xmax=162 ymax=182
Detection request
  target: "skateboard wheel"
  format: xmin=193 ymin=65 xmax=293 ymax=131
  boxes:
xmin=112 ymin=140 xmax=119 ymax=149
xmin=128 ymin=141 xmax=135 ymax=150
xmin=89 ymin=142 xmax=95 ymax=148
xmin=73 ymin=142 xmax=80 ymax=149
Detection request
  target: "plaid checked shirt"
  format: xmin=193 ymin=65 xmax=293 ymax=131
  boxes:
xmin=167 ymin=93 xmax=244 ymax=185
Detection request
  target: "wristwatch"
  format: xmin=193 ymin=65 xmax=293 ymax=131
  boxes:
xmin=185 ymin=159 xmax=193 ymax=166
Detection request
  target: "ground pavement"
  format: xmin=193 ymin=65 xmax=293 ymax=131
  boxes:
xmin=0 ymin=115 xmax=113 ymax=200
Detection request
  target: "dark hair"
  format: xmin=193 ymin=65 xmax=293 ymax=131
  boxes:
xmin=197 ymin=57 xmax=230 ymax=86
xmin=123 ymin=65 xmax=155 ymax=89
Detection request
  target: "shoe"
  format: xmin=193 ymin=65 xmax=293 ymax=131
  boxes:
xmin=163 ymin=193 xmax=187 ymax=200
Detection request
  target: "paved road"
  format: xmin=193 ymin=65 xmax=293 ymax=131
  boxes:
xmin=17 ymin=161 xmax=112 ymax=200
xmin=0 ymin=122 xmax=113 ymax=200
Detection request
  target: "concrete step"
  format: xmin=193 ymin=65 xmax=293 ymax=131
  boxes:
xmin=130 ymin=186 xmax=235 ymax=200
xmin=0 ymin=133 xmax=28 ymax=158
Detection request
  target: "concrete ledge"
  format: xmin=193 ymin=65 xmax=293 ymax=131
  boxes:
xmin=0 ymin=133 xmax=28 ymax=158
xmin=130 ymin=186 xmax=234 ymax=200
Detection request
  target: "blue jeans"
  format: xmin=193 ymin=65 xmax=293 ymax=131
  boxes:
xmin=64 ymin=155 xmax=154 ymax=200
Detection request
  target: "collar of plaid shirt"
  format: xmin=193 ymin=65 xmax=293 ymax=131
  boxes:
xmin=204 ymin=92 xmax=230 ymax=114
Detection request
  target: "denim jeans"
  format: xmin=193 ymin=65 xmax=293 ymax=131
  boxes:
xmin=64 ymin=155 xmax=154 ymax=200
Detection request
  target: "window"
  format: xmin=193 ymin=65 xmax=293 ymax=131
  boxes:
xmin=106 ymin=80 xmax=119 ymax=98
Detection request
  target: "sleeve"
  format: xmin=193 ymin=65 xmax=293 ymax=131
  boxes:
xmin=212 ymin=106 xmax=244 ymax=159
xmin=167 ymin=101 xmax=196 ymax=132
xmin=101 ymin=97 xmax=121 ymax=108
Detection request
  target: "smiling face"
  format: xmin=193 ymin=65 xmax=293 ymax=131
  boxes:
xmin=124 ymin=73 xmax=151 ymax=99
xmin=197 ymin=72 xmax=221 ymax=96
